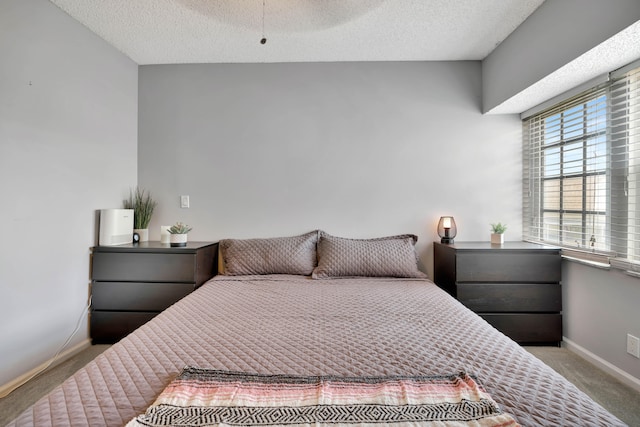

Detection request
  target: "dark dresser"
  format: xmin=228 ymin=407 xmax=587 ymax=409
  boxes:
xmin=433 ymin=241 xmax=562 ymax=345
xmin=90 ymin=241 xmax=218 ymax=343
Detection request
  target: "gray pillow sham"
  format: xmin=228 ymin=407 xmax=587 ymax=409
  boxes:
xmin=220 ymin=231 xmax=319 ymax=276
xmin=312 ymin=232 xmax=427 ymax=279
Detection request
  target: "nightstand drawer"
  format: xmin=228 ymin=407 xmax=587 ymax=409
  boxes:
xmin=458 ymin=283 xmax=561 ymax=313
xmin=456 ymin=252 xmax=561 ymax=283
xmin=90 ymin=242 xmax=218 ymax=344
xmin=434 ymin=242 xmax=562 ymax=344
xmin=480 ymin=313 xmax=562 ymax=343
xmin=92 ymin=281 xmax=194 ymax=311
xmin=90 ymin=311 xmax=157 ymax=344
xmin=92 ymin=252 xmax=197 ymax=282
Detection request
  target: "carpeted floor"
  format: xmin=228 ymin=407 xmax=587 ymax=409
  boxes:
xmin=524 ymin=346 xmax=640 ymax=427
xmin=0 ymin=344 xmax=110 ymax=426
xmin=0 ymin=345 xmax=639 ymax=426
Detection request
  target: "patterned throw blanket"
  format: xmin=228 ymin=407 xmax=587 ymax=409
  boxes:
xmin=127 ymin=367 xmax=519 ymax=426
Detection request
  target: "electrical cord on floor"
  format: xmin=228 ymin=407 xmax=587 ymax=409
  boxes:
xmin=0 ymin=296 xmax=92 ymax=398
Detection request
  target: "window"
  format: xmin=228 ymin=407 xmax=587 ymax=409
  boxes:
xmin=523 ymin=64 xmax=640 ymax=266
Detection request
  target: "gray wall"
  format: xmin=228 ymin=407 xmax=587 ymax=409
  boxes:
xmin=138 ymin=62 xmax=522 ymax=277
xmin=482 ymin=1 xmax=640 ymax=386
xmin=5 ymin=0 xmax=638 ymax=397
xmin=563 ymin=261 xmax=640 ymax=383
xmin=0 ymin=0 xmax=138 ymax=388
xmin=482 ymin=0 xmax=640 ymax=113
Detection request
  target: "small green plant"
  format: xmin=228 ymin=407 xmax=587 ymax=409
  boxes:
xmin=168 ymin=222 xmax=192 ymax=234
xmin=123 ymin=187 xmax=157 ymax=229
xmin=490 ymin=223 xmax=507 ymax=234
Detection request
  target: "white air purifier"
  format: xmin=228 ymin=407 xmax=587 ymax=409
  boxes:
xmin=99 ymin=209 xmax=134 ymax=246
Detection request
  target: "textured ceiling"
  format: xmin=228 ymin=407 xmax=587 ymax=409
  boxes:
xmin=491 ymin=20 xmax=640 ymax=115
xmin=46 ymin=0 xmax=640 ymax=114
xmin=49 ymin=0 xmax=544 ymax=64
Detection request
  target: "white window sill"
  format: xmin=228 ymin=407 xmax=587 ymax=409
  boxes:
xmin=561 ymin=255 xmax=611 ymax=270
xmin=526 ymin=241 xmax=640 ymax=278
xmin=562 ymin=252 xmax=640 ymax=279
xmin=609 ymin=258 xmax=640 ymax=279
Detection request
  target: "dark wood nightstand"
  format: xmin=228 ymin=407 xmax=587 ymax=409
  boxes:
xmin=433 ymin=241 xmax=562 ymax=345
xmin=90 ymin=241 xmax=218 ymax=343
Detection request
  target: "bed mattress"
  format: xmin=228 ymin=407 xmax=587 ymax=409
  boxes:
xmin=9 ymin=275 xmax=624 ymax=426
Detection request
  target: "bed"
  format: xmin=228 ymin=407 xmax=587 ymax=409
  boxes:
xmin=8 ymin=231 xmax=625 ymax=426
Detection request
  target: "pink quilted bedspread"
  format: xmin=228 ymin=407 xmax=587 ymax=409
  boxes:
xmin=9 ymin=275 xmax=624 ymax=426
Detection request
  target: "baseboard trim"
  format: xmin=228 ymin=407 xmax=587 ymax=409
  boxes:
xmin=563 ymin=337 xmax=640 ymax=393
xmin=0 ymin=339 xmax=91 ymax=398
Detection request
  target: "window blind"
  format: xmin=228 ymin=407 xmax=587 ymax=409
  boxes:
xmin=523 ymin=64 xmax=640 ymax=266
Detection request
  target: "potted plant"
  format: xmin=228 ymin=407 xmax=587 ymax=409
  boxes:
xmin=123 ymin=187 xmax=157 ymax=242
xmin=490 ymin=222 xmax=507 ymax=245
xmin=168 ymin=222 xmax=192 ymax=247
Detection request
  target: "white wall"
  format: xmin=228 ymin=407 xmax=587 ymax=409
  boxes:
xmin=138 ymin=61 xmax=522 ymax=278
xmin=0 ymin=0 xmax=138 ymax=389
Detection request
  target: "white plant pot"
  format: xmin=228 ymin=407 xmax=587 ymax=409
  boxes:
xmin=491 ymin=233 xmax=504 ymax=245
xmin=134 ymin=228 xmax=149 ymax=242
xmin=170 ymin=234 xmax=188 ymax=247
xmin=160 ymin=226 xmax=171 ymax=244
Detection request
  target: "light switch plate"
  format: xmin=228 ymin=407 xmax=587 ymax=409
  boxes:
xmin=180 ymin=195 xmax=189 ymax=208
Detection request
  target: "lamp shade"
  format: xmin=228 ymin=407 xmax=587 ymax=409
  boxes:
xmin=437 ymin=216 xmax=457 ymax=243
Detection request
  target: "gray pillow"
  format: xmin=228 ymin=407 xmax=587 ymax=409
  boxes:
xmin=312 ymin=232 xmax=427 ymax=279
xmin=220 ymin=231 xmax=319 ymax=276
